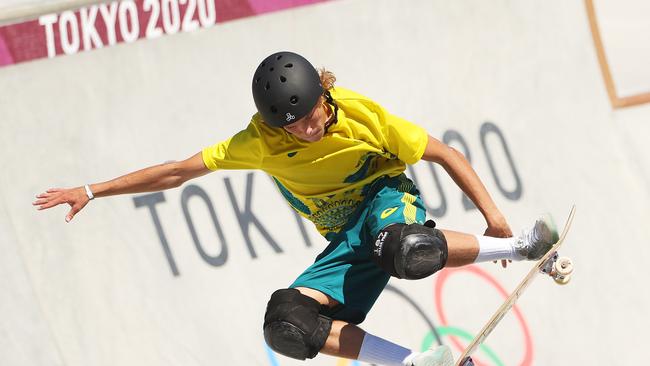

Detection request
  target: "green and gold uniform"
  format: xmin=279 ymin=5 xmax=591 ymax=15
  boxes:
xmin=202 ymin=87 xmax=429 ymax=323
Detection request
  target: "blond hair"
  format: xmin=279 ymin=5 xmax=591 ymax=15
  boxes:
xmin=319 ymin=68 xmax=336 ymax=90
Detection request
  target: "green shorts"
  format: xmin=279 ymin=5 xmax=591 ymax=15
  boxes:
xmin=290 ymin=174 xmax=428 ymax=324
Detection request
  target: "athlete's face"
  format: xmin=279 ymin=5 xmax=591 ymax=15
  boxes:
xmin=283 ymin=98 xmax=328 ymax=142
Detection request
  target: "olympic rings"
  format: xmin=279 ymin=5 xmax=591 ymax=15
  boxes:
xmin=421 ymin=326 xmax=504 ymax=366
xmin=435 ymin=265 xmax=534 ymax=366
xmin=265 ymin=265 xmax=534 ymax=366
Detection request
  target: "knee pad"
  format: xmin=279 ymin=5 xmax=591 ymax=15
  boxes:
xmin=372 ymin=220 xmax=448 ymax=279
xmin=263 ymin=289 xmax=332 ymax=360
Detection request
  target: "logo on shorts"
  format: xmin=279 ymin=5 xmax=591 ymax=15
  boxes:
xmin=380 ymin=206 xmax=399 ymax=219
xmin=374 ymin=231 xmax=388 ymax=257
xmin=286 ymin=113 xmax=296 ymax=122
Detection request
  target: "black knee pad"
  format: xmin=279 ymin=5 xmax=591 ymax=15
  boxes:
xmin=263 ymin=289 xmax=332 ymax=360
xmin=372 ymin=220 xmax=448 ymax=279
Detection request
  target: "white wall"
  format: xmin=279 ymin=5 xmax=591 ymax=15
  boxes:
xmin=1 ymin=1 xmax=649 ymax=365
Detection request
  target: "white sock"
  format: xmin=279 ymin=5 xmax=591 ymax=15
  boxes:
xmin=357 ymin=333 xmax=418 ymax=366
xmin=474 ymin=235 xmax=523 ymax=263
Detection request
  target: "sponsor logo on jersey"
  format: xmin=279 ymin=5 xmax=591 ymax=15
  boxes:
xmin=381 ymin=206 xmax=399 ymax=219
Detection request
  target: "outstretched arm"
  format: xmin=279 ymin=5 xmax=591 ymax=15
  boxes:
xmin=420 ymin=135 xmax=508 ymax=231
xmin=420 ymin=135 xmax=513 ymax=266
xmin=33 ymin=152 xmax=210 ymax=222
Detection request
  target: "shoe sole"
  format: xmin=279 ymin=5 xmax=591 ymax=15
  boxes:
xmin=528 ymin=213 xmax=560 ymax=260
xmin=540 ymin=213 xmax=560 ymax=244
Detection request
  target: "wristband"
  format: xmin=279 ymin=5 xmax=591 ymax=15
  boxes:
xmin=84 ymin=184 xmax=95 ymax=200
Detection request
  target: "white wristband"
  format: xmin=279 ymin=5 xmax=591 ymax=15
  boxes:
xmin=84 ymin=184 xmax=95 ymax=200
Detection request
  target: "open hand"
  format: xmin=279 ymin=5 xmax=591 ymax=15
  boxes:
xmin=33 ymin=187 xmax=90 ymax=223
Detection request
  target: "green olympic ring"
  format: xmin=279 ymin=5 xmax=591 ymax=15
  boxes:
xmin=267 ymin=283 xmax=510 ymax=366
xmin=420 ymin=326 xmax=505 ymax=366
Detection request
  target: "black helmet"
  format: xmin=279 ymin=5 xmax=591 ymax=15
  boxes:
xmin=252 ymin=51 xmax=323 ymax=128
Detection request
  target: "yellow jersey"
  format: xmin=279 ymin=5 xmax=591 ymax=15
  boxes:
xmin=202 ymin=87 xmax=428 ymax=237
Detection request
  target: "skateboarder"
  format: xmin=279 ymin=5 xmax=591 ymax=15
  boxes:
xmin=33 ymin=51 xmax=558 ymax=366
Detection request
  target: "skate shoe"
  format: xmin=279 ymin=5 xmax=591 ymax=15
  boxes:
xmin=514 ymin=214 xmax=559 ymax=260
xmin=409 ymin=344 xmax=453 ymax=366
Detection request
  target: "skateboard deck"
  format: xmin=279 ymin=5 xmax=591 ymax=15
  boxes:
xmin=456 ymin=205 xmax=576 ymax=366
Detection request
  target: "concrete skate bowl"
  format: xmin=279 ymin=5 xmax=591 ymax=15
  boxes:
xmin=1 ymin=1 xmax=650 ymax=365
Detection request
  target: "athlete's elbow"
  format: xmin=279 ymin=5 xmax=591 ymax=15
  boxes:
xmin=433 ymin=145 xmax=464 ymax=167
xmin=449 ymin=146 xmax=467 ymax=160
xmin=165 ymin=162 xmax=188 ymax=188
xmin=169 ymin=176 xmax=185 ymax=189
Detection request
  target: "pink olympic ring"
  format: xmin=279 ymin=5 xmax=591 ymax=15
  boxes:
xmin=434 ymin=265 xmax=534 ymax=366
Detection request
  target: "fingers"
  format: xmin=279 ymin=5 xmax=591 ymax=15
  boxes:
xmin=494 ymin=259 xmax=512 ymax=268
xmin=34 ymin=188 xmax=62 ymax=199
xmin=35 ymin=188 xmax=63 ymax=198
xmin=33 ymin=191 xmax=63 ymax=210
xmin=33 ymin=197 xmax=62 ymax=210
xmin=32 ymin=188 xmax=68 ymax=210
xmin=33 ymin=195 xmax=56 ymax=205
xmin=66 ymin=208 xmax=75 ymax=222
xmin=66 ymin=203 xmax=85 ymax=223
xmin=499 ymin=230 xmax=513 ymax=238
xmin=33 ymin=187 xmax=88 ymax=222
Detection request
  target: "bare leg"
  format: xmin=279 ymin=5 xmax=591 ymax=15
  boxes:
xmin=289 ymin=229 xmax=510 ymax=363
xmin=294 ymin=287 xmax=366 ymax=359
xmin=294 ymin=230 xmax=483 ymax=357
xmin=322 ymin=320 xmax=366 ymax=359
xmin=441 ymin=229 xmax=479 ymax=267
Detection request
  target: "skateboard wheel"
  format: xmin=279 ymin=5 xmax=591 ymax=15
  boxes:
xmin=554 ymin=257 xmax=573 ymax=276
xmin=554 ymin=275 xmax=571 ymax=285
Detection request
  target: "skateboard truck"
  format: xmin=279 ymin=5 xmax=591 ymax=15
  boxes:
xmin=540 ymin=251 xmax=574 ymax=285
xmin=453 ymin=206 xmax=576 ymax=366
xmin=459 ymin=357 xmax=475 ymax=366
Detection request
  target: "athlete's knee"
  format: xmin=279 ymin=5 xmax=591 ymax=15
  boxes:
xmin=371 ymin=220 xmax=448 ymax=279
xmin=263 ymin=288 xmax=332 ymax=360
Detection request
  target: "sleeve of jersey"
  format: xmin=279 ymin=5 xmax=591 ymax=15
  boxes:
xmin=201 ymin=124 xmax=264 ymax=171
xmin=380 ymin=110 xmax=429 ymax=165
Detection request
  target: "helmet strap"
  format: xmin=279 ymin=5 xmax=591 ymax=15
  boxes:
xmin=323 ymin=90 xmax=338 ymax=132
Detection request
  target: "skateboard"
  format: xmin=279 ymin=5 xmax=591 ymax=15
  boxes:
xmin=456 ymin=205 xmax=576 ymax=366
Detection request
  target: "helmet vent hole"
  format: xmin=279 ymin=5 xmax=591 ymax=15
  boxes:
xmin=290 ymin=95 xmax=299 ymax=105
xmin=265 ymin=81 xmax=270 ymax=90
xmin=270 ymin=106 xmax=278 ymax=114
xmin=280 ymin=76 xmax=286 ymax=83
xmin=276 ymin=55 xmax=283 ymax=60
xmin=261 ymin=62 xmax=266 ymax=67
xmin=284 ymin=63 xmax=293 ymax=68
xmin=255 ymin=77 xmax=261 ymax=84
xmin=270 ymin=67 xmax=274 ymax=72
